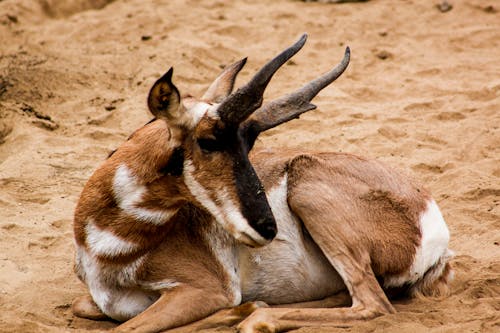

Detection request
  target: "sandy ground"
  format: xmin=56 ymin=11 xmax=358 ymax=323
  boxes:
xmin=0 ymin=0 xmax=499 ymax=332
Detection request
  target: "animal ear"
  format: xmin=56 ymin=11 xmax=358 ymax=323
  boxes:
xmin=147 ymin=68 xmax=182 ymax=120
xmin=201 ymin=58 xmax=247 ymax=103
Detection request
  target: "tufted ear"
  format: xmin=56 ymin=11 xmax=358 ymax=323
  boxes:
xmin=147 ymin=68 xmax=183 ymax=121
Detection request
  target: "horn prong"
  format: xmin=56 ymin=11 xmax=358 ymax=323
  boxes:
xmin=243 ymin=46 xmax=350 ymax=140
xmin=217 ymin=34 xmax=308 ymax=125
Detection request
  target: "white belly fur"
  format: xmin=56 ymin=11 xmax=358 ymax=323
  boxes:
xmin=238 ymin=175 xmax=345 ymax=304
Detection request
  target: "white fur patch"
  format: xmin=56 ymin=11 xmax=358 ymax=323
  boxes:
xmin=108 ymin=289 xmax=158 ymax=321
xmin=265 ymin=175 xmax=296 ymax=241
xmin=238 ymin=174 xmax=345 ymax=303
xmin=385 ymin=199 xmax=450 ymax=287
xmin=140 ymin=279 xmax=180 ymax=291
xmin=183 ymin=159 xmax=267 ymax=246
xmin=116 ymin=255 xmax=147 ymax=287
xmin=86 ymin=220 xmax=138 ymax=257
xmin=75 ymin=245 xmax=153 ymax=321
xmin=202 ymin=222 xmax=242 ymax=305
xmin=184 ymin=102 xmax=218 ymax=128
xmin=189 ymin=102 xmax=210 ymax=124
xmin=76 ymin=246 xmax=110 ymax=311
xmin=413 ymin=200 xmax=450 ymax=276
xmin=113 ymin=164 xmax=176 ymax=225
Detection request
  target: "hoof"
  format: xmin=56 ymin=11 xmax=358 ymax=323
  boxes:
xmin=72 ymin=295 xmax=108 ymax=320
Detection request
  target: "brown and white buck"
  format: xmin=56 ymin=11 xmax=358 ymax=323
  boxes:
xmin=72 ymin=34 xmax=453 ymax=333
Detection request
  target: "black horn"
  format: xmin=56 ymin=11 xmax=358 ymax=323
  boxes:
xmin=241 ymin=46 xmax=350 ymax=149
xmin=217 ymin=34 xmax=308 ymax=126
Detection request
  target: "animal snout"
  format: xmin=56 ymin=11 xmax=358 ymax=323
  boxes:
xmin=254 ymin=216 xmax=277 ymax=241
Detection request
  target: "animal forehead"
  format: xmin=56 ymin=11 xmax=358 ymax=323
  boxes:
xmin=184 ymin=100 xmax=217 ymax=124
xmin=194 ymin=114 xmax=229 ymax=139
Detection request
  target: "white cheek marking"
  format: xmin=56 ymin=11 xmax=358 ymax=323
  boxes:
xmin=113 ymin=164 xmax=177 ymax=225
xmin=384 ymin=199 xmax=451 ymax=287
xmin=183 ymin=159 xmax=266 ymax=246
xmin=220 ymin=190 xmax=268 ymax=245
xmin=86 ymin=219 xmax=138 ymax=257
xmin=183 ymin=159 xmax=222 ymax=217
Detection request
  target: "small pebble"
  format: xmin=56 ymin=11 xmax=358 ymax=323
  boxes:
xmin=376 ymin=50 xmax=392 ymax=60
xmin=437 ymin=1 xmax=453 ymax=13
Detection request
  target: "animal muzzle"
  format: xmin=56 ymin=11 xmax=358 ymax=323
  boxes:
xmin=236 ymin=201 xmax=277 ymax=247
xmin=252 ymin=216 xmax=277 ymax=241
xmin=232 ymin=161 xmax=278 ymax=246
xmin=234 ymin=216 xmax=276 ymax=248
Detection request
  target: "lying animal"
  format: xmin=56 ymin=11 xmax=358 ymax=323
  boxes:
xmin=72 ymin=34 xmax=453 ymax=333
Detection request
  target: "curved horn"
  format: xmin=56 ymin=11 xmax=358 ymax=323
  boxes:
xmin=202 ymin=58 xmax=247 ymax=103
xmin=245 ymin=46 xmax=350 ymax=135
xmin=217 ymin=34 xmax=308 ymax=126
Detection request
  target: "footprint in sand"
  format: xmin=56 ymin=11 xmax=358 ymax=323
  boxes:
xmin=434 ymin=111 xmax=466 ymax=121
xmin=377 ymin=125 xmax=407 ymax=141
xmin=0 ymin=121 xmax=13 ymax=144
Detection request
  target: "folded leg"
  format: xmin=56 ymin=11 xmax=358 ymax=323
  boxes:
xmin=113 ymin=284 xmax=232 ymax=333
xmin=72 ymin=294 xmax=109 ymax=321
xmin=237 ymin=170 xmax=396 ymax=332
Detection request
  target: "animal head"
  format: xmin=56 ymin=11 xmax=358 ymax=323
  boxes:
xmin=113 ymin=34 xmax=350 ymax=247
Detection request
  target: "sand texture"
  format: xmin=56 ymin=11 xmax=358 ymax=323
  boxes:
xmin=0 ymin=0 xmax=499 ymax=332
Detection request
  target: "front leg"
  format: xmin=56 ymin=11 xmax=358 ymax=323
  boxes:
xmin=72 ymin=294 xmax=109 ymax=320
xmin=165 ymin=301 xmax=269 ymax=333
xmin=114 ymin=283 xmax=232 ymax=333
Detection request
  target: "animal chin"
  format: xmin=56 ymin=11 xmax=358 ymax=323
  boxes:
xmin=233 ymin=230 xmax=270 ymax=248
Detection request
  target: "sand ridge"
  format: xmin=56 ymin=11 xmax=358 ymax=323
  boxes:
xmin=0 ymin=0 xmax=499 ymax=332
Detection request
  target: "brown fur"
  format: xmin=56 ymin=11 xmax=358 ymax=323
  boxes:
xmin=73 ymin=39 xmax=452 ymax=333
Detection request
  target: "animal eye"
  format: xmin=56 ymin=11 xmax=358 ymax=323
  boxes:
xmin=197 ymin=138 xmax=222 ymax=153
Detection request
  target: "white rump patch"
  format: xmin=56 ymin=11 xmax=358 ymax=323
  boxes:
xmin=183 ymin=159 xmax=267 ymax=246
xmin=86 ymin=220 xmax=138 ymax=257
xmin=385 ymin=199 xmax=450 ymax=287
xmin=113 ymin=164 xmax=176 ymax=225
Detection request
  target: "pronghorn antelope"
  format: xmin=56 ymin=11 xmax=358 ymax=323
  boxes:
xmin=72 ymin=34 xmax=453 ymax=333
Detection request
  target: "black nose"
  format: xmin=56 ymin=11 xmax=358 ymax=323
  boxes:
xmin=254 ymin=216 xmax=277 ymax=240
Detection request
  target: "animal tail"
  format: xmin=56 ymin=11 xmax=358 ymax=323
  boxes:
xmin=409 ymin=249 xmax=455 ymax=298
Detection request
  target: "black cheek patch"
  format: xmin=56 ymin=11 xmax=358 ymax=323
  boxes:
xmin=160 ymin=147 xmax=185 ymax=176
